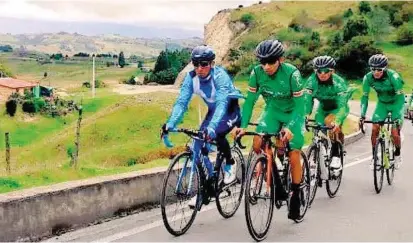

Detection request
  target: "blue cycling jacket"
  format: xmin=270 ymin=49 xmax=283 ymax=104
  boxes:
xmin=166 ymin=66 xmax=243 ymax=132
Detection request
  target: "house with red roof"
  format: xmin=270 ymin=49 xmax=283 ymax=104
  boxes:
xmin=0 ymin=77 xmax=37 ymax=101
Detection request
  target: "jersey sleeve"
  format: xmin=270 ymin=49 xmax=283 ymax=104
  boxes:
xmin=240 ymin=68 xmax=260 ymax=128
xmin=360 ymin=75 xmax=370 ymax=118
xmin=286 ymin=69 xmax=305 ymax=130
xmin=166 ymin=73 xmax=193 ymax=129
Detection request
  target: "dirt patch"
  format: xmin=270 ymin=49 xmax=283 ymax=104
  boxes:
xmin=112 ymin=84 xmax=179 ymax=95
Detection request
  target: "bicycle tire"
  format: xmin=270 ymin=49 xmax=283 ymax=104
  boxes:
xmin=216 ymin=146 xmax=246 ymax=218
xmin=160 ymin=152 xmax=200 ymax=236
xmin=292 ymin=150 xmax=311 ymax=223
xmin=386 ymin=140 xmax=395 ymax=185
xmin=244 ymin=154 xmax=275 ymax=242
xmin=326 ymin=142 xmax=344 ymax=198
xmin=373 ymin=140 xmax=385 ymax=194
xmin=306 ymin=144 xmax=320 ymax=206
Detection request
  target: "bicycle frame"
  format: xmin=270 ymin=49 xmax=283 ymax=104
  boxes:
xmin=361 ymin=116 xmax=395 ymax=169
xmin=237 ymin=131 xmax=290 ymax=195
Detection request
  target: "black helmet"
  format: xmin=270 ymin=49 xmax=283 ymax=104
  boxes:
xmin=368 ymin=54 xmax=388 ymax=68
xmin=313 ymin=55 xmax=336 ymax=69
xmin=191 ymin=45 xmax=216 ymax=62
xmin=255 ymin=39 xmax=284 ymax=60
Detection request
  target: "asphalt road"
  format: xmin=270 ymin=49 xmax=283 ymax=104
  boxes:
xmin=46 ymin=102 xmax=413 ymax=242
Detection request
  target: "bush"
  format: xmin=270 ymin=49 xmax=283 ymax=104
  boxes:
xmin=22 ymin=100 xmax=36 ymax=113
xmin=155 ymin=68 xmax=178 ymax=85
xmin=359 ymin=1 xmax=371 ymax=14
xmin=34 ymin=97 xmax=46 ymax=112
xmin=326 ymin=14 xmax=343 ymax=27
xmin=336 ymin=36 xmax=382 ymax=78
xmin=5 ymin=99 xmax=17 ymax=116
xmin=288 ymin=10 xmax=312 ymax=32
xmin=82 ymin=79 xmax=105 ymax=88
xmin=396 ymin=23 xmax=413 ymax=45
xmin=240 ymin=13 xmax=254 ymax=26
xmin=343 ymin=15 xmax=369 ymax=42
xmin=343 ymin=8 xmax=354 ymax=18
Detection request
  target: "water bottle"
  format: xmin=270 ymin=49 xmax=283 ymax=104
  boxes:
xmin=275 ymin=155 xmax=284 ymax=177
xmin=319 ymin=144 xmax=328 ymax=180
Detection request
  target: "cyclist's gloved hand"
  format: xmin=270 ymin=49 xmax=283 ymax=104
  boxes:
xmin=160 ymin=124 xmax=169 ymax=140
xmin=281 ymin=128 xmax=293 ymax=142
xmin=204 ymin=127 xmax=216 ymax=141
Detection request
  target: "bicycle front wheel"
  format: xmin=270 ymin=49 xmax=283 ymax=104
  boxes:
xmin=160 ymin=152 xmax=200 ymax=236
xmin=386 ymin=140 xmax=395 ymax=185
xmin=292 ymin=151 xmax=311 ymax=223
xmin=216 ymin=146 xmax=246 ymax=218
xmin=373 ymin=141 xmax=385 ymax=194
xmin=244 ymin=154 xmax=275 ymax=242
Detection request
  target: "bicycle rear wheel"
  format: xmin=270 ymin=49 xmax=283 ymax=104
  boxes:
xmin=216 ymin=146 xmax=246 ymax=218
xmin=373 ymin=141 xmax=385 ymax=194
xmin=160 ymin=152 xmax=200 ymax=236
xmin=244 ymin=154 xmax=274 ymax=242
xmin=326 ymin=142 xmax=344 ymax=198
xmin=306 ymin=144 xmax=319 ymax=206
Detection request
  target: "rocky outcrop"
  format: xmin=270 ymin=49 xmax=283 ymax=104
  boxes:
xmin=174 ymin=9 xmax=237 ymax=87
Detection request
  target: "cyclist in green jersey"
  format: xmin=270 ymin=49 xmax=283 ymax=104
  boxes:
xmin=234 ymin=39 xmax=305 ymax=220
xmin=304 ymin=56 xmax=353 ymax=171
xmin=360 ymin=54 xmax=404 ymax=170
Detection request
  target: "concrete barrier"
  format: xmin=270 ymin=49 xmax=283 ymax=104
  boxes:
xmin=0 ymin=130 xmax=364 ymax=242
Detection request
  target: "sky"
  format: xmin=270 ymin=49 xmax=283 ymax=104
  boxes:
xmin=0 ymin=0 xmax=268 ymax=38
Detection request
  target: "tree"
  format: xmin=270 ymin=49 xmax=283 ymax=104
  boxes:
xmin=138 ymin=61 xmax=144 ymax=68
xmin=343 ymin=16 xmax=369 ymax=42
xmin=359 ymin=1 xmax=371 ymax=14
xmin=118 ymin=51 xmax=125 ymax=68
xmin=153 ymin=51 xmax=169 ymax=73
xmin=336 ymin=36 xmax=382 ymax=78
xmin=396 ymin=23 xmax=413 ymax=45
xmin=368 ymin=7 xmax=391 ymax=41
xmin=392 ymin=12 xmax=404 ymax=27
xmin=343 ymin=8 xmax=354 ymax=18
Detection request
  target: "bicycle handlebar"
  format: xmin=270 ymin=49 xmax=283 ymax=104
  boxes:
xmin=162 ymin=128 xmax=215 ymax=148
xmin=235 ymin=131 xmax=285 ymax=150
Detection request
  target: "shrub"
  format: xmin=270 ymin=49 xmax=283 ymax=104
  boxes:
xmin=343 ymin=15 xmax=369 ymax=41
xmin=5 ymin=99 xmax=17 ymax=116
xmin=240 ymin=13 xmax=254 ymax=26
xmin=336 ymin=36 xmax=382 ymax=78
xmin=22 ymin=100 xmax=36 ymax=113
xmin=396 ymin=23 xmax=413 ymax=45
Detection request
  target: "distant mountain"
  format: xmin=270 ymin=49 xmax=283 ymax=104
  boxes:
xmin=0 ymin=32 xmax=203 ymax=57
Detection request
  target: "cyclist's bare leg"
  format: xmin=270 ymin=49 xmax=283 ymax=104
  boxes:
xmin=391 ymin=127 xmax=401 ymax=155
xmin=371 ymin=124 xmax=380 ymax=149
xmin=289 ymin=150 xmax=302 ymax=185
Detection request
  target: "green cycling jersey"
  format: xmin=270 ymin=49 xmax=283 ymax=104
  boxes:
xmin=240 ymin=63 xmax=305 ymax=149
xmin=361 ymin=68 xmax=405 ymax=123
xmin=305 ymin=73 xmax=353 ymax=126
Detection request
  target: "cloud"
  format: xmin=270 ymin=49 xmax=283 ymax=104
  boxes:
xmin=0 ymin=0 xmax=265 ymax=31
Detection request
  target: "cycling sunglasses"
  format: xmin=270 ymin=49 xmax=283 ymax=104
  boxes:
xmin=259 ymin=58 xmax=278 ymax=65
xmin=316 ymin=68 xmax=333 ymax=74
xmin=193 ymin=61 xmax=211 ymax=68
xmin=370 ymin=67 xmax=385 ymax=72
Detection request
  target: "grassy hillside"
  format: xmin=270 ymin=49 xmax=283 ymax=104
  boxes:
xmin=229 ymin=1 xmax=413 ymax=97
xmin=0 ymin=53 xmax=147 ymax=89
xmin=0 ymin=33 xmax=202 ymax=57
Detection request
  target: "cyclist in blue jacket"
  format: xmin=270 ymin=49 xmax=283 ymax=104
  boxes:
xmin=161 ymin=45 xmax=243 ymax=207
